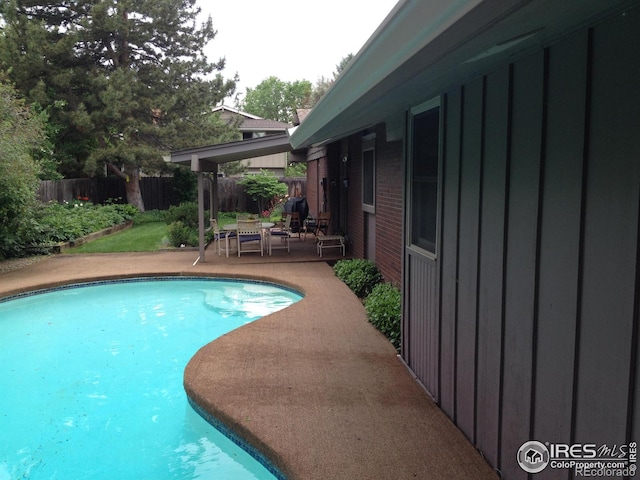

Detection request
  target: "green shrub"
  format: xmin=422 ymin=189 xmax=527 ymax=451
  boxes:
xmin=133 ymin=209 xmax=166 ymax=225
xmin=365 ymin=283 xmax=401 ymax=351
xmin=166 ymin=221 xmax=198 ymax=247
xmin=110 ymin=203 xmax=140 ymax=219
xmin=0 ymin=80 xmax=46 ymax=259
xmin=164 ymin=202 xmax=198 ymax=228
xmin=28 ymin=202 xmax=135 ymax=245
xmin=333 ymin=258 xmax=382 ymax=298
xmin=1 ymin=200 xmax=144 ymax=257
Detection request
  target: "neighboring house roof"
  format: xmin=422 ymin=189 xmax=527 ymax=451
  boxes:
xmin=293 ymin=109 xmax=311 ymax=126
xmin=213 ymin=104 xmax=290 ymax=133
xmin=289 ymin=0 xmax=628 ymax=149
xmin=212 ymin=104 xmax=261 ymax=120
xmin=240 ymin=118 xmax=290 ymax=132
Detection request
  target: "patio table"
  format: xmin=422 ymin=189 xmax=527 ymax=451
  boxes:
xmin=223 ymin=222 xmax=275 ymax=232
xmin=222 ymin=222 xmax=274 ymax=257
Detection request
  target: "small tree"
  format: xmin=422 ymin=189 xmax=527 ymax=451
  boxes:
xmin=238 ymin=170 xmax=288 ymax=215
xmin=219 ymin=160 xmax=248 ymax=177
xmin=285 ymin=162 xmax=307 ymax=177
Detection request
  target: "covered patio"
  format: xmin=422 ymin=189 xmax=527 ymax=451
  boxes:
xmin=198 ymin=228 xmax=349 ymax=265
xmin=170 ymin=132 xmax=302 ymax=263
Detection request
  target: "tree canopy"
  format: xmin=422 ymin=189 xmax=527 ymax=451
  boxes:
xmin=309 ymin=54 xmax=353 ymax=105
xmin=0 ymin=0 xmax=238 ymax=210
xmin=240 ymin=55 xmax=354 ymax=124
xmin=241 ymin=76 xmax=312 ymax=124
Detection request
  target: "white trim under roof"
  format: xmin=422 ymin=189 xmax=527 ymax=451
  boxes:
xmin=170 ymin=133 xmax=292 ymax=171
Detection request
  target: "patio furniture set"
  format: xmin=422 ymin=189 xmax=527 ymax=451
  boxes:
xmin=210 ymin=212 xmax=345 ymax=258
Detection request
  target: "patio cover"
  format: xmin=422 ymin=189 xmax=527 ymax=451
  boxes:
xmin=170 ymin=133 xmax=293 ymax=262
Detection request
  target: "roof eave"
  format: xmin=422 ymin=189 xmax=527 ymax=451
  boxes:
xmin=289 ymin=0 xmax=486 ymax=149
xmin=170 ymin=133 xmax=292 ymax=171
xmin=289 ymin=0 xmax=628 ymax=149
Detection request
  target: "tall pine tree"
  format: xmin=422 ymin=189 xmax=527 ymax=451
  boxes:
xmin=0 ymin=0 xmax=237 ymax=210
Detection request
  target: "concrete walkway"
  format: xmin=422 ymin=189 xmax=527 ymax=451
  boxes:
xmin=0 ymin=252 xmax=498 ymax=480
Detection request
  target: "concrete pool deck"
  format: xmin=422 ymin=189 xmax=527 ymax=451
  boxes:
xmin=0 ymin=251 xmax=499 ymax=480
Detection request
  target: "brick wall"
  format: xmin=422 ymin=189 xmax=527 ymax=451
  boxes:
xmin=339 ymin=125 xmax=404 ymax=286
xmin=310 ymin=123 xmax=404 ymax=286
xmin=374 ymin=128 xmax=403 ymax=287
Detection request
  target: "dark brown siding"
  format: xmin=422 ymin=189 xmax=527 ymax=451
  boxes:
xmin=476 ymin=66 xmax=510 ymax=468
xmin=455 ymin=77 xmax=483 ymax=440
xmin=439 ymin=89 xmax=462 ymax=420
xmin=402 ymin=7 xmax=640 ymax=478
xmin=574 ymin=10 xmax=640 ymax=447
xmin=500 ymin=51 xmax=545 ymax=480
xmin=307 ymin=159 xmax=320 ymax=218
xmin=345 ymin=137 xmax=365 ymax=259
xmin=533 ymin=31 xmax=587 ymax=472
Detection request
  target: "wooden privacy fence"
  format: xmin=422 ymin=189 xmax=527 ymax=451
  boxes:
xmin=214 ymin=178 xmax=305 ymax=213
xmin=38 ymin=177 xmax=306 ymax=212
xmin=38 ymin=177 xmax=177 ymax=210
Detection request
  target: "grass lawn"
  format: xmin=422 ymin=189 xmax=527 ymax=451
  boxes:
xmin=67 ymin=222 xmax=168 ymax=253
xmin=64 ymin=212 xmax=280 ymax=254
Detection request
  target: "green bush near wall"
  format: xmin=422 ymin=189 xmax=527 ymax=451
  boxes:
xmin=333 ymin=258 xmax=382 ymax=299
xmin=333 ymin=259 xmax=401 ymax=351
xmin=365 ymin=283 xmax=401 ymax=351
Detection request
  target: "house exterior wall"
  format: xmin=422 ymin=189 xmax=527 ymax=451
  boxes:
xmin=399 ymin=9 xmax=640 ymax=479
xmin=344 ymin=137 xmax=365 ymax=259
xmin=374 ymin=128 xmax=403 ymax=287
xmin=307 ymin=159 xmax=319 ymax=218
xmin=333 ymin=125 xmax=404 ymax=286
xmin=305 ymin=146 xmax=331 ymax=221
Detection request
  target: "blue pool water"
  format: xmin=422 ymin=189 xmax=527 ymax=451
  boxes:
xmin=0 ymin=278 xmax=302 ymax=480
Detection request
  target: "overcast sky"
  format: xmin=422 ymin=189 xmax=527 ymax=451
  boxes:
xmin=198 ymin=0 xmax=399 ymax=102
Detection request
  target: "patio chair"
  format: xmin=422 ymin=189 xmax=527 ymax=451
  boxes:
xmin=268 ymin=214 xmax=291 ymax=255
xmin=236 ymin=219 xmax=264 ymax=256
xmin=210 ymin=218 xmax=235 ymax=257
xmin=285 ymin=211 xmax=302 ymax=239
xmin=315 ymin=212 xmax=331 ymax=236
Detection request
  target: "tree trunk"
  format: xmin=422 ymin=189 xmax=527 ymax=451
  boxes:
xmin=107 ymin=163 xmax=145 ymax=211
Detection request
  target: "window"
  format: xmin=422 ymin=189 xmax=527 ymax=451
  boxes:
xmin=410 ymin=99 xmax=440 ymax=254
xmin=362 ymin=135 xmax=375 ymax=213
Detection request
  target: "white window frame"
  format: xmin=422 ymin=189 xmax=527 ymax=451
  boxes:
xmin=408 ymin=97 xmax=441 ymax=257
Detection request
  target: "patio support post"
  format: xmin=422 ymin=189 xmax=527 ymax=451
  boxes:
xmin=192 ymin=154 xmax=206 ymax=263
xmin=210 ymin=163 xmax=218 ymax=221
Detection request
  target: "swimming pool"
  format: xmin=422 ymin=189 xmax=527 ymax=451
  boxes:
xmin=0 ymin=277 xmax=302 ymax=479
